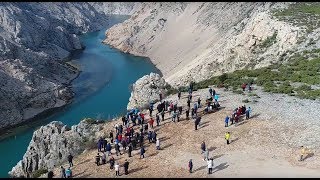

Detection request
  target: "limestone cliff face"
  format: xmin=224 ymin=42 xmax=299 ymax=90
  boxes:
xmin=9 ymin=119 xmax=105 ymax=177
xmin=0 ymin=2 xmax=139 ymax=130
xmin=127 ymin=72 xmax=167 ymax=110
xmin=104 ymin=2 xmax=318 ymax=87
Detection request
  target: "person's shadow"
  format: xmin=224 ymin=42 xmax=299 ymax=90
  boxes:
xmin=212 ymin=162 xmax=229 ymax=173
xmin=303 ymin=152 xmax=314 ymax=161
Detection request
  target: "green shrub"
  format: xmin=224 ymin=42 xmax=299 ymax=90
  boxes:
xmin=83 ymin=137 xmax=97 ymax=150
xmin=277 ymin=83 xmax=294 ymax=94
xmin=32 ymin=168 xmax=48 ymax=178
xmin=297 ymin=84 xmax=312 ymax=91
xmin=242 ymin=99 xmax=250 ymax=103
xmin=258 ymin=31 xmax=278 ymax=48
xmin=233 ymin=90 xmax=244 ymax=94
xmin=83 ymin=118 xmax=96 ymax=124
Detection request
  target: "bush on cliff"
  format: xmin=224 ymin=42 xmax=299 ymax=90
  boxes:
xmin=32 ymin=168 xmax=48 ymax=178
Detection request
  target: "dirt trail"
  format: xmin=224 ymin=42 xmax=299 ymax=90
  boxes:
xmin=52 ymin=89 xmax=320 ymax=178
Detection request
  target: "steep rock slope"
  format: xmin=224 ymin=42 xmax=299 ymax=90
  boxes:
xmin=104 ymin=2 xmax=314 ymax=87
xmin=0 ymin=2 xmax=139 ymax=130
xmin=9 ymin=119 xmax=106 ymax=177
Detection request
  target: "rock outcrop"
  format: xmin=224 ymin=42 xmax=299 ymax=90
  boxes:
xmin=127 ymin=72 xmax=167 ymax=110
xmin=104 ymin=2 xmax=319 ymax=87
xmin=0 ymin=2 xmax=141 ymax=130
xmin=9 ymin=119 xmax=105 ymax=177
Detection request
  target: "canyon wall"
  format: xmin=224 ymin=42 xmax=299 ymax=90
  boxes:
xmin=0 ymin=2 xmax=139 ymax=130
xmin=105 ymin=2 xmax=318 ymax=87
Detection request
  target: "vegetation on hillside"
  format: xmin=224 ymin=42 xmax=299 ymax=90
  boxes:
xmin=31 ymin=168 xmax=48 ymax=178
xmin=272 ymin=2 xmax=320 ymax=33
xmin=169 ymin=50 xmax=320 ymax=100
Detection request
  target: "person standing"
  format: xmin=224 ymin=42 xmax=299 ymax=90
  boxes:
xmin=140 ymin=146 xmax=146 ymax=159
xmin=161 ymin=110 xmax=165 ymax=121
xmin=122 ymin=116 xmax=126 ymax=126
xmin=214 ymin=94 xmax=219 ymax=103
xmin=209 ymin=87 xmax=213 ymax=96
xmin=203 ymin=150 xmax=209 ymax=161
xmin=149 ymin=102 xmax=154 ymax=116
xmin=201 ymin=141 xmax=206 ymax=154
xmin=156 ymin=138 xmax=160 ymax=150
xmin=152 ymin=131 xmax=157 ymax=143
xmin=178 ymin=91 xmax=181 ymax=100
xmin=149 ymin=118 xmax=154 ymax=129
xmin=65 ymin=168 xmax=72 ymax=178
xmin=207 ymin=158 xmax=213 ymax=174
xmin=115 ymin=142 xmax=121 ymax=156
xmin=300 ymin=146 xmax=306 ymax=161
xmin=106 ymin=142 xmax=112 ymax=156
xmin=186 ymin=108 xmax=190 ymax=120
xmin=124 ymin=159 xmax=129 ymax=175
xmin=225 ymin=132 xmax=230 ymax=145
xmin=109 ymin=131 xmax=114 ymax=144
xmin=187 ymin=98 xmax=191 ymax=108
xmin=230 ymin=114 xmax=234 ymax=125
xmin=188 ymin=159 xmax=193 ymax=173
xmin=60 ymin=166 xmax=66 ymax=178
xmin=156 ymin=113 xmax=160 ymax=126
xmin=115 ymin=162 xmax=120 ymax=176
xmin=197 ymin=97 xmax=201 ymax=108
xmin=95 ymin=153 xmax=101 ymax=166
xmin=195 ymin=116 xmax=201 ymax=130
xmin=98 ymin=137 xmax=103 ymax=152
xmin=246 ymin=107 xmax=252 ymax=119
xmin=102 ymin=152 xmax=107 ymax=164
xmin=128 ymin=143 xmax=133 ymax=157
xmin=103 ymin=139 xmax=108 ymax=152
xmin=47 ymin=171 xmax=54 ymax=178
xmin=148 ymin=131 xmax=152 ymax=143
xmin=109 ymin=156 xmax=115 ymax=169
xmin=225 ymin=116 xmax=229 ymax=127
xmin=67 ymin=153 xmax=73 ymax=167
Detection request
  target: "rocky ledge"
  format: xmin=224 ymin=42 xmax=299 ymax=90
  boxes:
xmin=8 ymin=119 xmax=105 ymax=177
xmin=127 ymin=72 xmax=167 ymax=110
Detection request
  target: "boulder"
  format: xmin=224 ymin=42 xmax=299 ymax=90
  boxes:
xmin=127 ymin=72 xmax=167 ymax=110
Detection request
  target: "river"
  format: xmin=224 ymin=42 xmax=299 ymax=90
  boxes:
xmin=0 ymin=15 xmax=160 ymax=177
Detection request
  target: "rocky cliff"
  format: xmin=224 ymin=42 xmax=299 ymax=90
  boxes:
xmin=9 ymin=119 xmax=106 ymax=177
xmin=0 ymin=2 xmax=140 ymax=130
xmin=104 ymin=2 xmax=319 ymax=87
xmin=127 ymin=72 xmax=167 ymax=110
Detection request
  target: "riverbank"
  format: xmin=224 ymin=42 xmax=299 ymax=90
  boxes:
xmin=0 ymin=54 xmax=81 ymax=140
xmin=49 ymin=85 xmax=320 ymax=177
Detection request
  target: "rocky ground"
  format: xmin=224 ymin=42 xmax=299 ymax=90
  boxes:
xmin=48 ymin=85 xmax=320 ymax=178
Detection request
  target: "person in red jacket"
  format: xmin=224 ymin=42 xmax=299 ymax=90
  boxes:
xmin=140 ymin=113 xmax=145 ymax=121
xmin=118 ymin=134 xmax=122 ymax=142
xmin=149 ymin=118 xmax=154 ymax=129
xmin=242 ymin=83 xmax=247 ymax=91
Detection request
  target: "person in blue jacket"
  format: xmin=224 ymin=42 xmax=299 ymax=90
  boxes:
xmin=225 ymin=116 xmax=229 ymax=127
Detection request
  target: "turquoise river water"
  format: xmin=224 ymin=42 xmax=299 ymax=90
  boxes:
xmin=0 ymin=15 xmax=160 ymax=177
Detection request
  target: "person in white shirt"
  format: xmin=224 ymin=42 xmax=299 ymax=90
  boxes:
xmin=207 ymin=158 xmax=213 ymax=174
xmin=115 ymin=162 xmax=120 ymax=176
xmin=156 ymin=138 xmax=160 ymax=150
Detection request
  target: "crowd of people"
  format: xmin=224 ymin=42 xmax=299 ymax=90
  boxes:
xmin=49 ymin=81 xmax=261 ymax=178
